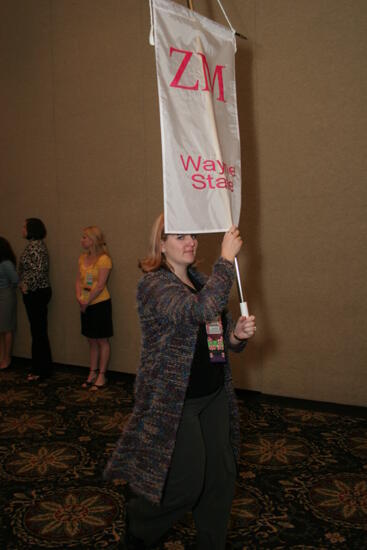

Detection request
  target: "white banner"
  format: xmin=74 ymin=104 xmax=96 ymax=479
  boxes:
xmin=151 ymin=0 xmax=242 ymax=234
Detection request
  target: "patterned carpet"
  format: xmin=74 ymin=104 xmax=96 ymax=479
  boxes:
xmin=0 ymin=359 xmax=366 ymax=549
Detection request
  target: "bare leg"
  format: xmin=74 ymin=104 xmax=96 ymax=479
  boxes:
xmin=0 ymin=332 xmax=12 ymax=369
xmin=3 ymin=331 xmax=12 ymax=363
xmin=89 ymin=338 xmax=99 ymax=372
xmin=91 ymin=338 xmax=110 ymax=388
xmin=82 ymin=338 xmax=99 ymax=387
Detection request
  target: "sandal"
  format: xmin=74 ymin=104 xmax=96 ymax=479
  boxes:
xmin=27 ymin=373 xmax=40 ymax=382
xmin=82 ymin=370 xmax=98 ymax=389
xmin=89 ymin=372 xmax=107 ymax=391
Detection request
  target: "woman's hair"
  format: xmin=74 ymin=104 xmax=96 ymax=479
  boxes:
xmin=83 ymin=226 xmax=109 ymax=257
xmin=26 ymin=218 xmax=47 ymax=240
xmin=138 ymin=213 xmax=170 ymax=273
xmin=0 ymin=237 xmax=16 ymax=266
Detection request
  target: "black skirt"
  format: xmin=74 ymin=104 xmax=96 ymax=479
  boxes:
xmin=81 ymin=299 xmax=113 ymax=339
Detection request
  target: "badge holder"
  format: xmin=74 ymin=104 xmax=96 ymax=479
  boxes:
xmin=206 ymin=318 xmax=226 ymax=363
xmin=82 ymin=272 xmax=93 ymax=301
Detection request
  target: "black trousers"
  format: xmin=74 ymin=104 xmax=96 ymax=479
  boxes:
xmin=127 ymin=387 xmax=237 ymax=549
xmin=23 ymin=287 xmax=52 ymax=377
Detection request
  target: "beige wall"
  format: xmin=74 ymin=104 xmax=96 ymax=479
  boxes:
xmin=1 ymin=1 xmax=366 ymax=406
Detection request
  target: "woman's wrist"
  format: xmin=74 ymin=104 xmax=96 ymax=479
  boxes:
xmin=220 ymin=252 xmax=235 ymax=263
xmin=232 ymin=331 xmax=247 ymax=342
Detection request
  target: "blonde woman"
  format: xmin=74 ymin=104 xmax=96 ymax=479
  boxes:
xmin=76 ymin=226 xmax=113 ymax=390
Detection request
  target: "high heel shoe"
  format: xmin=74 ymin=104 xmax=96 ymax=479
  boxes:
xmin=27 ymin=373 xmax=40 ymax=381
xmin=81 ymin=369 xmax=98 ymax=388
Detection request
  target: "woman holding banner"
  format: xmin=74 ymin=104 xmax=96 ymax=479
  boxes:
xmin=105 ymin=213 xmax=256 ymax=549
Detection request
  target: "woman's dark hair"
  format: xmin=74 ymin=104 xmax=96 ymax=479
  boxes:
xmin=0 ymin=237 xmax=16 ymax=266
xmin=26 ymin=218 xmax=47 ymax=240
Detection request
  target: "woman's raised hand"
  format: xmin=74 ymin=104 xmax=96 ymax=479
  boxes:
xmin=221 ymin=226 xmax=243 ymax=263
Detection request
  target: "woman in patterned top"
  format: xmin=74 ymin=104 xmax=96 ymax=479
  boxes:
xmin=76 ymin=226 xmax=113 ymax=390
xmin=105 ymin=214 xmax=256 ymax=549
xmin=19 ymin=218 xmax=52 ymax=381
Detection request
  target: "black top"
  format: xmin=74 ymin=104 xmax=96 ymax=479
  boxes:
xmin=185 ymin=277 xmax=226 ymax=399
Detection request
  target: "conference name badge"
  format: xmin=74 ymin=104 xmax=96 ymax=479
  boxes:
xmin=206 ymin=318 xmax=226 ymax=363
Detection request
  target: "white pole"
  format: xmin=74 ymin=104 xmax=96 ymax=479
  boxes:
xmin=234 ymin=257 xmax=249 ymax=317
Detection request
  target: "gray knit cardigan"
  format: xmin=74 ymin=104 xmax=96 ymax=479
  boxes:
xmin=104 ymin=257 xmax=247 ymax=504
